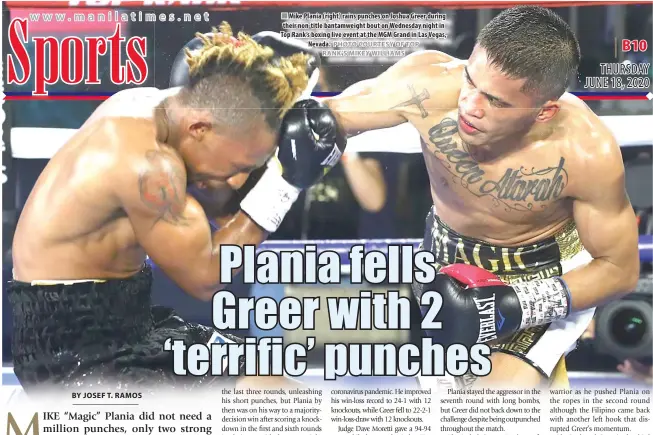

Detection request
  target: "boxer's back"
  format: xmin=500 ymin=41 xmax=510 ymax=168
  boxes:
xmin=12 ymin=88 xmax=168 ymax=281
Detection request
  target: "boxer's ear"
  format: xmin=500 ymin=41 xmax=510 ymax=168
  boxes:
xmin=187 ymin=108 xmax=215 ymax=140
xmin=535 ymin=100 xmax=561 ymax=123
xmin=188 ymin=120 xmax=212 ymax=140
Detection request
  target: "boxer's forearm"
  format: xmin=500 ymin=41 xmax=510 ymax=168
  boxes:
xmin=562 ymin=257 xmax=639 ymax=311
xmin=212 ymin=214 xmax=237 ymax=228
xmin=192 ymin=212 xmax=268 ymax=299
xmin=342 ymin=156 xmax=386 ymax=212
xmin=322 ymin=98 xmax=360 ymax=137
xmin=322 ymin=93 xmax=406 ymax=138
xmin=189 ymin=188 xmax=240 ymax=224
xmin=204 ymin=199 xmax=239 ymax=227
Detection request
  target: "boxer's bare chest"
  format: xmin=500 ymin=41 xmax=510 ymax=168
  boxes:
xmin=410 ymin=110 xmax=573 ymax=236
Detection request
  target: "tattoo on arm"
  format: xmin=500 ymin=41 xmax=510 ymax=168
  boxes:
xmin=138 ymin=150 xmax=188 ymax=226
xmin=391 ymin=84 xmax=430 ymax=118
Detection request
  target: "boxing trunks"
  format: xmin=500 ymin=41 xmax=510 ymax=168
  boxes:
xmin=7 ymin=265 xmax=245 ymax=392
xmin=413 ymin=207 xmax=595 ymax=387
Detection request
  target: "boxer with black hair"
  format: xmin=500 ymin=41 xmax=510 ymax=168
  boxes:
xmin=323 ymin=6 xmax=640 ymax=387
xmin=9 ymin=22 xmax=345 ymax=392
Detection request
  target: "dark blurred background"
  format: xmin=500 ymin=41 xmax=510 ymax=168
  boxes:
xmin=2 ymin=3 xmax=652 ymax=381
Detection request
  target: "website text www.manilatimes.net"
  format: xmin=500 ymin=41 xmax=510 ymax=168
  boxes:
xmin=25 ymin=10 xmax=211 ymax=24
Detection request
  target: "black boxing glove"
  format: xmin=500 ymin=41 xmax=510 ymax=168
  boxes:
xmin=276 ymin=99 xmax=346 ymax=187
xmin=240 ymin=99 xmax=346 ymax=232
xmin=424 ymin=264 xmax=572 ymax=347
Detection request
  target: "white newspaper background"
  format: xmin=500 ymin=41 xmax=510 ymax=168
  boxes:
xmin=2 ymin=1 xmax=653 ymax=435
xmin=3 ymin=379 xmax=651 ymax=435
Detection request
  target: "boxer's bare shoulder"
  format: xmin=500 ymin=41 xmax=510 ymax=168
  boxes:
xmin=118 ymin=138 xmax=190 ymax=228
xmin=62 ymin=87 xmax=178 ymax=195
xmin=326 ymin=50 xmax=463 ymax=135
xmin=90 ymin=115 xmax=205 ymax=231
xmin=11 ymin=96 xmax=191 ymax=280
xmin=556 ymin=93 xmax=624 ymax=198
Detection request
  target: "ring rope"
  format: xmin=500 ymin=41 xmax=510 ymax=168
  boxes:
xmin=8 ymin=115 xmax=653 ymax=159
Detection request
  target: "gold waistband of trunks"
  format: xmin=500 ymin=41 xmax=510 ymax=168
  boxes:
xmin=428 ymin=217 xmax=586 ymax=285
xmin=496 ymin=220 xmax=584 ymax=285
xmin=554 ymin=219 xmax=584 ymax=261
xmin=431 ymin=216 xmax=585 ymax=262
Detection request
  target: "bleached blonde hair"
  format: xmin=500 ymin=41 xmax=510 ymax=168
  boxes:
xmin=181 ymin=22 xmax=310 ymax=125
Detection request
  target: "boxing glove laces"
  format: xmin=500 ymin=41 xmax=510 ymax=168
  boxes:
xmin=240 ymin=99 xmax=347 ymax=233
xmin=428 ymin=264 xmax=572 ymax=347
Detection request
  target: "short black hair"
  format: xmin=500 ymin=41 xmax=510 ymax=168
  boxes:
xmin=477 ymin=6 xmax=580 ymax=101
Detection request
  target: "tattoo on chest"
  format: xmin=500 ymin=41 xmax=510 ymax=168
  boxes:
xmin=426 ymin=118 xmax=568 ymax=212
xmin=391 ymin=84 xmax=430 ymax=118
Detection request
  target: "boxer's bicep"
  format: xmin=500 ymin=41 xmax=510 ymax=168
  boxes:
xmin=325 ymin=52 xmax=461 ymax=136
xmin=324 ymin=74 xmax=407 ymax=135
xmin=324 ymin=52 xmax=436 ymax=135
xmin=572 ymin=152 xmax=640 ymax=279
xmin=121 ymin=153 xmax=215 ymax=295
xmin=130 ymin=196 xmax=214 ymax=285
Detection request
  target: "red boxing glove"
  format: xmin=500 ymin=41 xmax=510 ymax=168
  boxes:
xmin=439 ymin=264 xmax=505 ymax=288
